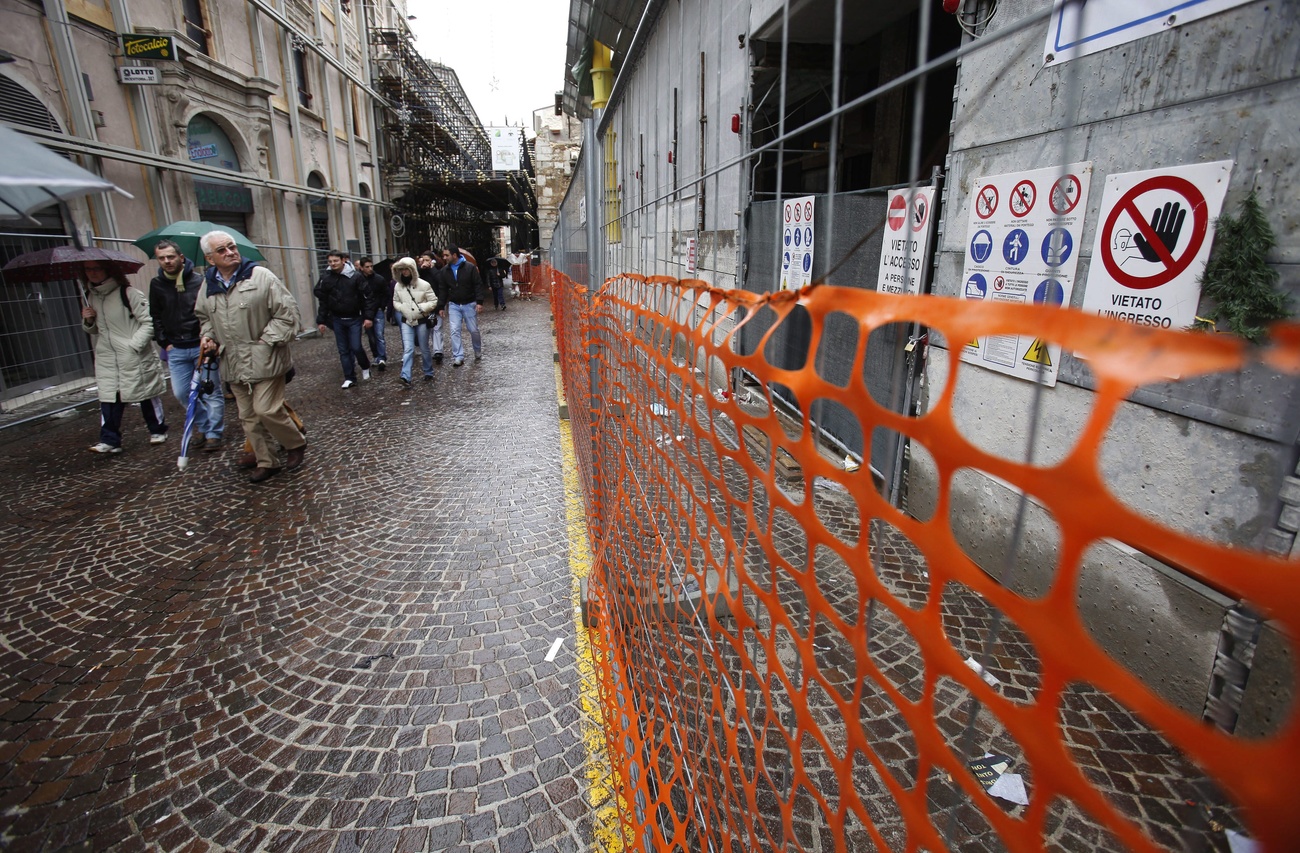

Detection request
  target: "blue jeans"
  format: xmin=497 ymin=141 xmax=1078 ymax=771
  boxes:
xmin=331 ymin=317 xmax=370 ymax=381
xmin=167 ymin=345 xmax=224 ymax=439
xmin=399 ymin=319 xmax=434 ymax=380
xmin=447 ymin=302 xmax=481 ymax=361
xmin=366 ymin=309 xmax=388 ymax=361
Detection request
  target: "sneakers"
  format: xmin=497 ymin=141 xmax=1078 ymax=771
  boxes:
xmin=376 ymin=359 xmax=386 ymax=372
xmin=89 ymin=442 xmax=122 ymax=454
xmin=399 ymin=375 xmax=411 ymax=385
xmin=453 ymin=357 xmax=464 ymax=367
xmin=149 ymin=433 xmax=168 ymax=444
xmin=341 ymin=379 xmax=355 ymax=389
xmin=361 ymin=369 xmax=371 ymax=381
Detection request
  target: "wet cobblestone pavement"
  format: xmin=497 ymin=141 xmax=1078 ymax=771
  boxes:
xmin=0 ymin=299 xmax=599 ymax=851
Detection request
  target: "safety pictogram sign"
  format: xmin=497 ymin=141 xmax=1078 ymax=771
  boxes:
xmin=958 ymin=161 xmax=1092 ymax=387
xmin=876 ymin=187 xmax=936 ymax=295
xmin=781 ymin=195 xmax=815 ymax=291
xmin=911 ymin=194 xmax=930 ymax=232
xmin=1082 ymin=160 xmax=1232 ymax=330
xmin=1010 ymin=180 xmax=1036 ymax=217
xmin=1022 ymin=338 xmax=1052 ymax=367
xmin=887 ymin=194 xmax=907 ymax=231
xmin=1050 ymin=174 xmax=1083 ymax=215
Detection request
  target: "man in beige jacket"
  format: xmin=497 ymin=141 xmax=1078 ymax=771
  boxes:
xmin=195 ymin=231 xmax=307 ymax=483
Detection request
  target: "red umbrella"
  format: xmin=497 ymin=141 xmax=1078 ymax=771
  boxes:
xmin=1 ymin=244 xmax=145 ymax=284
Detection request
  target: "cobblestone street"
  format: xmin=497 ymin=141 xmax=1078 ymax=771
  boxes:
xmin=0 ymin=298 xmax=602 ymax=851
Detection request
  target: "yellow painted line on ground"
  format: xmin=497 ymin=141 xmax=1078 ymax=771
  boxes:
xmin=557 ymin=363 xmax=626 ymax=852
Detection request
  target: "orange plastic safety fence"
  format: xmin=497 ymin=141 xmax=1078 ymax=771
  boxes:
xmin=548 ymin=266 xmax=1300 ymax=853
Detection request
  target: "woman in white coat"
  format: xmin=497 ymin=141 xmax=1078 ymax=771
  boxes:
xmin=80 ymin=261 xmax=168 ymax=453
xmin=389 ymin=257 xmax=439 ymax=384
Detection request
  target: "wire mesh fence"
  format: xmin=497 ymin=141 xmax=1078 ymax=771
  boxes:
xmin=550 ymin=266 xmax=1299 ymax=851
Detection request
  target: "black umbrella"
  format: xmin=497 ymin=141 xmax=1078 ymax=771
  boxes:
xmin=1 ymin=244 xmax=145 ymax=284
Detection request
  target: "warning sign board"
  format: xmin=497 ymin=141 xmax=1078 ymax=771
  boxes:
xmin=1081 ymin=160 xmax=1232 ymax=330
xmin=781 ymin=195 xmax=815 ymax=291
xmin=876 ymin=187 xmax=936 ymax=295
xmin=958 ymin=162 xmax=1092 ymax=386
xmin=1044 ymin=0 xmax=1255 ymax=67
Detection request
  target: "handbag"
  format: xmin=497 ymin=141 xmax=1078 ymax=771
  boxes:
xmin=424 ymin=314 xmax=438 ymax=329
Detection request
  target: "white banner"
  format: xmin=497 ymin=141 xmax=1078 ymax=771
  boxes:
xmin=1044 ymin=0 xmax=1255 ymax=66
xmin=487 ymin=126 xmax=521 ymax=171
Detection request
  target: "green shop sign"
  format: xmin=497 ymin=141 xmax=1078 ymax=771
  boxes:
xmin=194 ymin=180 xmax=254 ymax=214
xmin=121 ymin=34 xmax=177 ymax=61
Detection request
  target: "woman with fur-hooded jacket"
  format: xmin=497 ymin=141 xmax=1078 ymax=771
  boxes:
xmin=389 ymin=257 xmax=439 ymax=384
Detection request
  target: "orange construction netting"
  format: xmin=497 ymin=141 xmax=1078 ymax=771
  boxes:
xmin=547 ymin=265 xmax=1300 ymax=852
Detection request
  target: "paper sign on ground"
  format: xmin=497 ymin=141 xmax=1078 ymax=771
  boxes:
xmin=876 ymin=187 xmax=936 ymax=295
xmin=958 ymin=162 xmax=1092 ymax=387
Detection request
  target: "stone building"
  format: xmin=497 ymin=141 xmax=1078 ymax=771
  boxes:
xmin=531 ymin=103 xmax=582 ymax=257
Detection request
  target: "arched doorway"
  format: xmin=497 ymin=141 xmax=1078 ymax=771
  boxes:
xmin=307 ymin=172 xmax=329 ymax=277
xmin=187 ymin=115 xmax=252 ymax=236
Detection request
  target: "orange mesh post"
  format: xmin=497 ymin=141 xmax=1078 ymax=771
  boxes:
xmin=549 ymin=266 xmax=1300 ymax=852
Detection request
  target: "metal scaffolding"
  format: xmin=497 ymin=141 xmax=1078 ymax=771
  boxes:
xmin=369 ymin=27 xmax=538 ymax=251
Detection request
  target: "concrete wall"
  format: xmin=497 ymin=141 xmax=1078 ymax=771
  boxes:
xmin=927 ymin=0 xmax=1299 ymax=715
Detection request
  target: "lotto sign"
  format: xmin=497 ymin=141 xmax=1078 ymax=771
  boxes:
xmin=958 ymin=163 xmax=1092 ymax=386
xmin=1081 ymin=160 xmax=1232 ymax=330
xmin=876 ymin=187 xmax=935 ymax=295
xmin=780 ymin=195 xmax=815 ymax=291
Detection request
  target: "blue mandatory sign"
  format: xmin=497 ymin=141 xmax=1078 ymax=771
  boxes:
xmin=803 ymin=253 xmax=812 ymax=273
xmin=1034 ymin=279 xmax=1065 ymax=305
xmin=784 ymin=228 xmax=792 ymax=246
xmin=793 ymin=228 xmax=802 ymax=247
xmin=970 ymin=229 xmax=993 ymax=264
xmin=804 ymin=227 xmax=813 ymax=245
xmin=964 ymin=273 xmax=987 ymax=300
xmin=1041 ymin=228 xmax=1073 ymax=267
xmin=1003 ymin=228 xmax=1029 ymax=265
xmin=783 ymin=251 xmax=791 ymax=268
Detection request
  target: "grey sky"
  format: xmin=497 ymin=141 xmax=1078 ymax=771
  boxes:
xmin=409 ymin=0 xmax=571 ymax=136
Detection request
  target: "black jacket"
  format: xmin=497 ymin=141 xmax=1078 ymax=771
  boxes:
xmin=148 ymin=258 xmax=205 ymax=348
xmin=437 ymin=258 xmax=487 ymax=306
xmin=365 ymin=271 xmax=393 ymax=315
xmin=314 ymin=268 xmax=376 ymax=326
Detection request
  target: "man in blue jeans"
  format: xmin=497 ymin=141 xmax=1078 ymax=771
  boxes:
xmin=148 ymin=240 xmax=224 ymax=451
xmin=437 ymin=245 xmax=487 ymax=367
xmin=358 ymin=256 xmax=391 ymax=371
xmin=315 ymin=250 xmax=377 ymax=388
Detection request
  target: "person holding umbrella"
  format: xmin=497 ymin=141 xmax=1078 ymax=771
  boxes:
xmin=149 ymin=240 xmax=224 ymax=453
xmin=195 ymin=230 xmax=306 ymax=483
xmin=80 ymin=261 xmax=169 ymax=454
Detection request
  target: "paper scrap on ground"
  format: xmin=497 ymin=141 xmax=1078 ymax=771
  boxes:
xmin=1225 ymin=829 xmax=1260 ymax=853
xmin=965 ymin=655 xmax=1001 ymax=687
xmin=968 ymin=753 xmax=1012 ymax=790
xmin=988 ymin=771 xmax=1028 ymax=805
xmin=544 ymin=637 xmax=563 ymax=662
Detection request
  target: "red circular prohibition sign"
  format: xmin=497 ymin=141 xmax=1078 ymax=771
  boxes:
xmin=1101 ymin=175 xmax=1208 ymax=290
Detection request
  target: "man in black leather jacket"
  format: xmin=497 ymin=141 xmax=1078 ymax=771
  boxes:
xmin=314 ymin=250 xmax=377 ymax=389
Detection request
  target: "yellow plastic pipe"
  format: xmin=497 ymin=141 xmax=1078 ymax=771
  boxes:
xmin=590 ymin=42 xmax=613 ymax=109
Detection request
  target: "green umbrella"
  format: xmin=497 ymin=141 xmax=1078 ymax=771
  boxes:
xmin=132 ymin=220 xmax=265 ymax=263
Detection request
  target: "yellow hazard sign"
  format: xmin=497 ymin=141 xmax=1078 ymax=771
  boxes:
xmin=1022 ymin=338 xmax=1052 ymax=366
xmin=966 ymin=338 xmax=979 ymax=349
